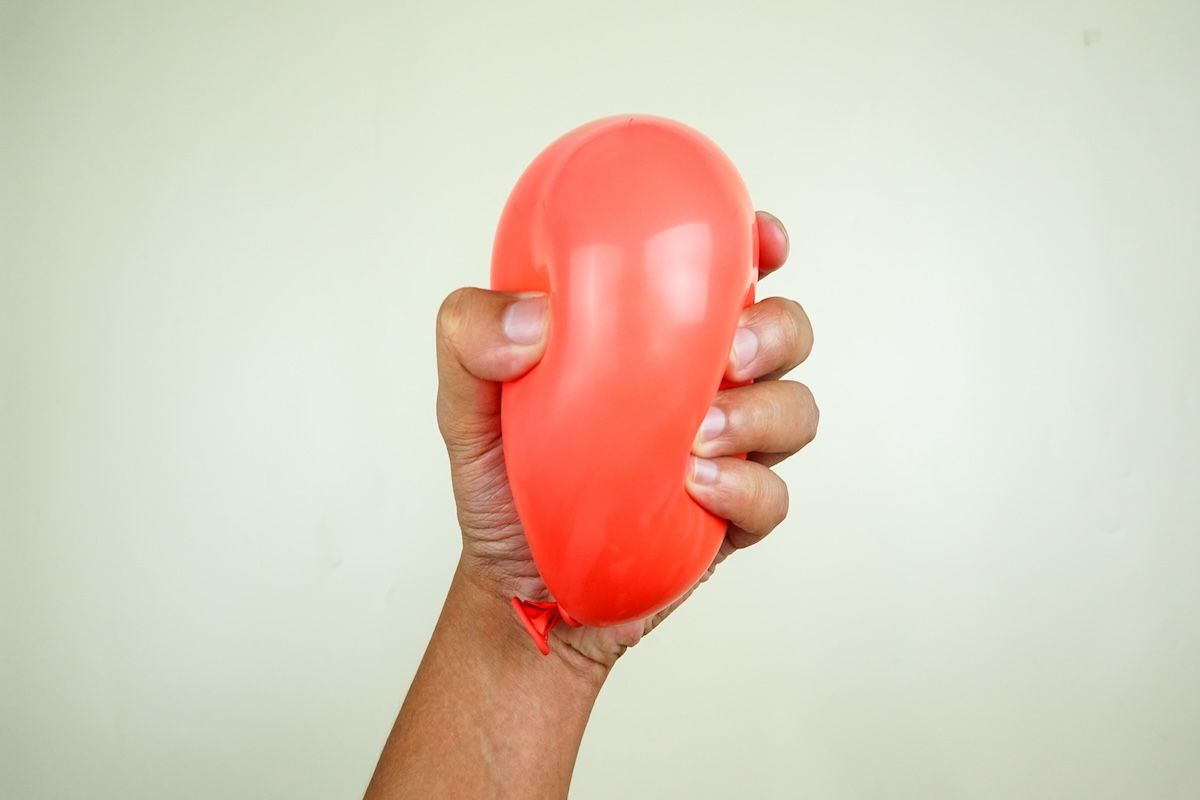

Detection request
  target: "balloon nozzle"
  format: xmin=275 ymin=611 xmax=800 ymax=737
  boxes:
xmin=511 ymin=598 xmax=581 ymax=655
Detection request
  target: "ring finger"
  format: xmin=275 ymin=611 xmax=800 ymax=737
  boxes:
xmin=693 ymin=380 xmax=819 ymax=466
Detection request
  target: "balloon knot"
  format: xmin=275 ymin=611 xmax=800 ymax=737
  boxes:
xmin=511 ymin=598 xmax=581 ymax=655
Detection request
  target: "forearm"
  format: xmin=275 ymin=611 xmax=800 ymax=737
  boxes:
xmin=366 ymin=561 xmax=608 ymax=799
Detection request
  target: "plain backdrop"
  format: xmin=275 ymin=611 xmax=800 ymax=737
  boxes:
xmin=3 ymin=1 xmax=1198 ymax=798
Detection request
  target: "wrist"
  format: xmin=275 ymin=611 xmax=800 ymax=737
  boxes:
xmin=366 ymin=559 xmax=607 ymax=798
xmin=449 ymin=559 xmax=610 ymax=695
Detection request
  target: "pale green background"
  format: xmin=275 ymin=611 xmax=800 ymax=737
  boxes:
xmin=3 ymin=2 xmax=1198 ymax=798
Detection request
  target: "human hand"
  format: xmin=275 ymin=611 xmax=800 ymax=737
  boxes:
xmin=435 ymin=211 xmax=817 ymax=670
xmin=367 ymin=213 xmax=816 ymax=798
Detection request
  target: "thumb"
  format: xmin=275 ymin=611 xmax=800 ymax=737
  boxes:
xmin=435 ymin=287 xmax=548 ymax=457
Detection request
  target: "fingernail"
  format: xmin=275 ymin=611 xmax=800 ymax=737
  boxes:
xmin=690 ymin=456 xmax=719 ymax=485
xmin=697 ymin=406 xmax=725 ymax=443
xmin=503 ymin=296 xmax=547 ymax=344
xmin=731 ymin=327 xmax=758 ymax=369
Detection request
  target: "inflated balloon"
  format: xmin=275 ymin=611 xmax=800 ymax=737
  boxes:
xmin=491 ymin=115 xmax=757 ymax=653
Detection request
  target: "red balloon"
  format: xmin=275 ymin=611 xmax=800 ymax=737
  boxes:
xmin=491 ymin=115 xmax=757 ymax=652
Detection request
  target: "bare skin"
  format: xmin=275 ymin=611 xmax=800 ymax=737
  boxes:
xmin=366 ymin=212 xmax=817 ymax=799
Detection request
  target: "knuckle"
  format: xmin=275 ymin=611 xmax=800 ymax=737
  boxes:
xmin=780 ymin=379 xmax=810 ymax=406
xmin=773 ymin=476 xmax=790 ymax=524
xmin=436 ymin=287 xmax=480 ymax=342
xmin=776 ymin=380 xmax=808 ymax=428
xmin=798 ymin=382 xmax=819 ymax=445
xmin=781 ymin=299 xmax=812 ymax=359
xmin=715 ymin=464 xmax=748 ymax=507
xmin=436 ymin=395 xmax=492 ymax=451
xmin=745 ymin=468 xmax=788 ymax=533
xmin=746 ymin=467 xmax=774 ymax=511
xmin=776 ymin=380 xmax=818 ymax=448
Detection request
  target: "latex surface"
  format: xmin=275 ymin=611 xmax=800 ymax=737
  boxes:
xmin=491 ymin=116 xmax=756 ymax=626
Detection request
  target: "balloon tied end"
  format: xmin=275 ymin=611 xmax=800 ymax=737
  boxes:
xmin=511 ymin=598 xmax=581 ymax=655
